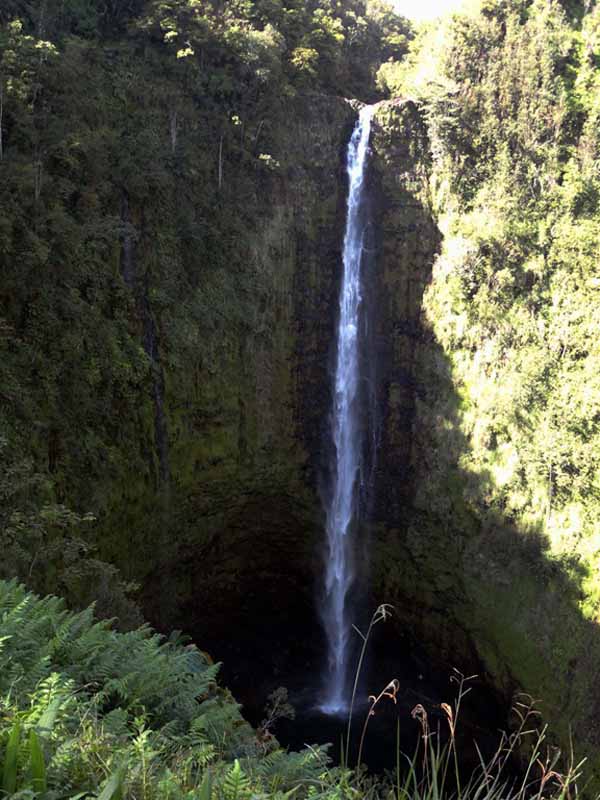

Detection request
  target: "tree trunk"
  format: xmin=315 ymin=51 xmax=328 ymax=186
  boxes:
xmin=218 ymin=134 xmax=223 ymax=191
xmin=169 ymin=108 xmax=178 ymax=153
xmin=0 ymin=81 xmax=3 ymax=161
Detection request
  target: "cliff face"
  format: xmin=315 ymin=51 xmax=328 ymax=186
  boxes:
xmin=107 ymin=96 xmax=357 ymax=646
xmin=366 ymin=101 xmax=476 ymax=670
xmin=367 ymin=99 xmax=600 ymax=783
xmin=2 ymin=9 xmax=598 ymax=772
xmin=0 ymin=3 xmax=357 ymax=647
xmin=363 ymin=101 xmax=482 ymax=692
xmin=368 ymin=101 xmax=441 ymax=521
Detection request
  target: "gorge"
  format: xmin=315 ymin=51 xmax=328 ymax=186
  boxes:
xmin=1 ymin=0 xmax=600 ymax=796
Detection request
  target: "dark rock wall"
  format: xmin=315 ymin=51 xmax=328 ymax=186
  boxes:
xmin=368 ymin=100 xmax=441 ymax=523
xmin=365 ymin=101 xmax=481 ymax=682
xmin=120 ymin=96 xmax=357 ymax=658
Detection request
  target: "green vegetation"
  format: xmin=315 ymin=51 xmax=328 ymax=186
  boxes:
xmin=0 ymin=580 xmax=590 ymax=798
xmin=372 ymin=0 xmax=600 ymax=781
xmin=430 ymin=0 xmax=600 ymax=596
xmin=0 ymin=579 xmax=335 ymax=798
xmin=383 ymin=1 xmax=600 ymax=582
xmin=0 ymin=0 xmax=412 ymax=612
xmin=2 ymin=0 xmax=600 ymax=795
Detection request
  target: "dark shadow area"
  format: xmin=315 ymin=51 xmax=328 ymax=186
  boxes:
xmin=187 ymin=579 xmax=511 ymax=779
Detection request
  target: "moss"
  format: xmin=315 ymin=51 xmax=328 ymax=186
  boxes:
xmin=71 ymin=95 xmax=357 ymax=632
xmin=365 ymin=92 xmax=600 ymax=790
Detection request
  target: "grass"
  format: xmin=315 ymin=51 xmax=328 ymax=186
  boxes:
xmin=345 ymin=603 xmax=394 ymax=766
xmin=341 ymin=607 xmax=589 ymax=800
xmin=339 ymin=680 xmax=588 ymax=800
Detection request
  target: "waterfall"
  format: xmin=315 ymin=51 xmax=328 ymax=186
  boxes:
xmin=321 ymin=106 xmax=374 ymax=715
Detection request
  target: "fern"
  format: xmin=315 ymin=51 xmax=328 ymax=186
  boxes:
xmin=221 ymin=759 xmax=251 ymax=800
xmin=0 ymin=581 xmax=344 ymax=800
xmin=249 ymin=747 xmax=331 ymax=794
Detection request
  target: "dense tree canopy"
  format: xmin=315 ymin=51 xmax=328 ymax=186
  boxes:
xmin=384 ymin=0 xmax=600 ymax=614
xmin=0 ymin=0 xmax=411 ymax=611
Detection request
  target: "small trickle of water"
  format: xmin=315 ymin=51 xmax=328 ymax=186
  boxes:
xmin=320 ymin=106 xmax=374 ymax=714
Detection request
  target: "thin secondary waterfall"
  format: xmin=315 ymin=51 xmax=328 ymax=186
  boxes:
xmin=321 ymin=105 xmax=374 ymax=714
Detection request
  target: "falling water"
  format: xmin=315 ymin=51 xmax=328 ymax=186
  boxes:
xmin=321 ymin=106 xmax=374 ymax=714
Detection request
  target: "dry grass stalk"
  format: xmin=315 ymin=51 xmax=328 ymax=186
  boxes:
xmin=357 ymin=678 xmax=400 ymax=769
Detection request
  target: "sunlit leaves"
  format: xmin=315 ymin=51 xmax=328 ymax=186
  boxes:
xmin=418 ymin=0 xmax=600 ymax=612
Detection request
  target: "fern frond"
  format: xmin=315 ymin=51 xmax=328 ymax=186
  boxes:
xmin=221 ymin=759 xmax=251 ymax=800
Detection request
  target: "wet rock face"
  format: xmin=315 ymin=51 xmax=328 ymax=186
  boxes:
xmin=367 ymin=100 xmax=442 ymax=524
xmin=127 ymin=97 xmax=505 ymax=728
xmin=143 ymin=97 xmax=481 ymax=700
xmin=126 ymin=96 xmax=357 ymax=640
xmin=363 ymin=102 xmax=483 ymax=686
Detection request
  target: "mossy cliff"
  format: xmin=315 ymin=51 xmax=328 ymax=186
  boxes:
xmin=0 ymin=0 xmax=411 ymax=625
xmin=0 ymin=0 xmax=365 ymax=640
xmin=3 ymin=0 xmax=600 ymax=783
xmin=366 ymin=63 xmax=600 ymax=783
xmin=135 ymin=94 xmax=357 ymax=656
xmin=88 ymin=93 xmax=359 ymax=664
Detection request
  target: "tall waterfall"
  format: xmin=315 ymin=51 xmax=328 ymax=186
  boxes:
xmin=321 ymin=106 xmax=374 ymax=714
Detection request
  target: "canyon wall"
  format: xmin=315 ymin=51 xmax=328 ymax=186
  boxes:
xmin=368 ymin=99 xmax=600 ymax=783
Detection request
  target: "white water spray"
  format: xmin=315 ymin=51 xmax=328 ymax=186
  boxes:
xmin=321 ymin=106 xmax=374 ymax=714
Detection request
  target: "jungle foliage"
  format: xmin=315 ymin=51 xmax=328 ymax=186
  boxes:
xmin=0 ymin=579 xmax=336 ymax=799
xmin=380 ymin=0 xmax=600 ymax=614
xmin=0 ymin=0 xmax=411 ymax=614
xmin=2 ymin=0 xmax=600 ymax=795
